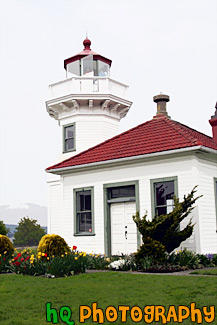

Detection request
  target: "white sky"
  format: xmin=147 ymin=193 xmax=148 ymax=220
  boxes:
xmin=0 ymin=0 xmax=217 ymax=207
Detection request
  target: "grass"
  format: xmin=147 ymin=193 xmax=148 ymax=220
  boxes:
xmin=0 ymin=272 xmax=217 ymax=324
xmin=190 ymin=268 xmax=217 ymax=276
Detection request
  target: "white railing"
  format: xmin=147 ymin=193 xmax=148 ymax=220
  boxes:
xmin=49 ymin=77 xmax=129 ymax=99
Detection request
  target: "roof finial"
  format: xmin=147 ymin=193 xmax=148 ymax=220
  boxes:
xmin=83 ymin=35 xmax=91 ymax=50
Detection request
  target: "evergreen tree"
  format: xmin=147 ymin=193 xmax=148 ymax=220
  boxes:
xmin=0 ymin=220 xmax=9 ymax=236
xmin=133 ymin=186 xmax=201 ymax=262
xmin=13 ymin=217 xmax=46 ymax=246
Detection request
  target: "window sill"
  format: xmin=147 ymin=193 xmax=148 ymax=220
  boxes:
xmin=74 ymin=233 xmax=96 ymax=237
xmin=63 ymin=149 xmax=76 ymax=153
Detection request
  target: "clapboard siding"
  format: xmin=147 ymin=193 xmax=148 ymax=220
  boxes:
xmin=50 ymin=155 xmax=198 ymax=253
xmin=48 ymin=181 xmax=61 ymax=235
xmin=48 ymin=152 xmax=217 ymax=254
xmin=198 ymin=158 xmax=217 ymax=253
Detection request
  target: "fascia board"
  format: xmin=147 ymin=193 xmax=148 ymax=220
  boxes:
xmin=46 ymin=145 xmax=212 ymax=175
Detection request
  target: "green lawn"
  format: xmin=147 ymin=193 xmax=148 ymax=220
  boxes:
xmin=190 ymin=268 xmax=217 ymax=276
xmin=0 ymin=272 xmax=216 ymax=324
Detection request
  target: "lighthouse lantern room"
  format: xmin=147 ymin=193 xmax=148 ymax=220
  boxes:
xmin=46 ymin=38 xmax=132 ymax=161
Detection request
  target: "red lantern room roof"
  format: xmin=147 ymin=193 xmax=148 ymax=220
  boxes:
xmin=64 ymin=38 xmax=112 ymax=70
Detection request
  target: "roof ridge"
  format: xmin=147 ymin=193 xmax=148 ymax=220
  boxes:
xmin=173 ymin=120 xmax=214 ymax=140
xmin=163 ymin=118 xmax=200 ymax=145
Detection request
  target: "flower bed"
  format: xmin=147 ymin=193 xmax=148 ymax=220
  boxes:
xmin=1 ymin=246 xmax=217 ymax=277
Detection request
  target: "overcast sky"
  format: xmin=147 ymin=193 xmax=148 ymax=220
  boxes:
xmin=0 ymin=0 xmax=217 ymax=211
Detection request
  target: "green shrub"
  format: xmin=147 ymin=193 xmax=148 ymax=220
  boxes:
xmin=135 ymin=237 xmax=166 ymax=266
xmin=168 ymin=249 xmax=200 ymax=269
xmin=37 ymin=234 xmax=70 ymax=257
xmin=0 ymin=235 xmax=14 ymax=255
xmin=133 ymin=187 xmax=201 ymax=264
xmin=0 ymin=221 xmax=9 ymax=236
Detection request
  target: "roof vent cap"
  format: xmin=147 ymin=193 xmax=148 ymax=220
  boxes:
xmin=153 ymin=93 xmax=170 ymax=119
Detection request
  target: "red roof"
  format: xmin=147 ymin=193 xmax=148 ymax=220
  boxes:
xmin=64 ymin=38 xmax=112 ymax=69
xmin=47 ymin=116 xmax=217 ymax=171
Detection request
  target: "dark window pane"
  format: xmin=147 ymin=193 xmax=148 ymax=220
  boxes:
xmin=155 ymin=181 xmax=174 ymax=206
xmin=156 ymin=206 xmax=167 ymax=216
xmin=109 ymin=185 xmax=135 ymax=199
xmin=154 ymin=180 xmax=175 ymax=216
xmin=76 ymin=190 xmax=92 ymax=233
xmin=65 ymin=126 xmax=74 ymax=139
xmin=66 ymin=138 xmax=74 ymax=151
xmin=78 ymin=212 xmax=92 ymax=232
xmin=85 ymin=194 xmax=91 ymax=211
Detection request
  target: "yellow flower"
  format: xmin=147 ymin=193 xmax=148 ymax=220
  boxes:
xmin=75 ymin=252 xmax=77 ymax=255
xmin=96 ymin=254 xmax=99 ymax=258
xmin=65 ymin=252 xmax=67 ymax=255
xmin=52 ymin=255 xmax=54 ymax=258
xmin=75 ymin=257 xmax=78 ymax=260
xmin=61 ymin=254 xmax=64 ymax=257
xmin=0 ymin=254 xmax=1 ymax=257
xmin=83 ymin=253 xmax=86 ymax=257
xmin=42 ymin=253 xmax=45 ymax=256
xmin=30 ymin=261 xmax=34 ymax=264
xmin=38 ymin=256 xmax=41 ymax=259
xmin=89 ymin=253 xmax=92 ymax=256
xmin=47 ymin=257 xmax=49 ymax=260
xmin=31 ymin=255 xmax=34 ymax=259
xmin=79 ymin=253 xmax=82 ymax=256
xmin=4 ymin=251 xmax=7 ymax=255
xmin=9 ymin=261 xmax=11 ymax=263
xmin=12 ymin=254 xmax=14 ymax=257
xmin=38 ymin=252 xmax=42 ymax=256
xmin=12 ymin=259 xmax=14 ymax=262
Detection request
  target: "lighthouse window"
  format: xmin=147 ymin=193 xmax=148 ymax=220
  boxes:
xmin=66 ymin=61 xmax=80 ymax=77
xmin=63 ymin=124 xmax=75 ymax=152
xmin=98 ymin=61 xmax=109 ymax=76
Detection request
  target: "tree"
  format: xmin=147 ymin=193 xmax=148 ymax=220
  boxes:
xmin=0 ymin=220 xmax=9 ymax=236
xmin=133 ymin=187 xmax=201 ymax=263
xmin=13 ymin=217 xmax=46 ymax=246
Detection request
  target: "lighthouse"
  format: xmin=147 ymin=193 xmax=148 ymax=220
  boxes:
xmin=46 ymin=38 xmax=132 ymax=161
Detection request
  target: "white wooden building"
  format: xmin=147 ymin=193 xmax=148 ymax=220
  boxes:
xmin=46 ymin=38 xmax=217 ymax=255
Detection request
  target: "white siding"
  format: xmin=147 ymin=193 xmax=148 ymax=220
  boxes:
xmin=48 ymin=153 xmax=217 ymax=254
xmin=49 ymin=154 xmax=202 ymax=254
xmin=197 ymin=158 xmax=217 ymax=253
xmin=48 ymin=181 xmax=61 ymax=235
xmin=59 ymin=114 xmax=119 ymax=162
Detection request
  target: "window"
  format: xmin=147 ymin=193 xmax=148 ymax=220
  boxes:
xmin=151 ymin=177 xmax=178 ymax=217
xmin=64 ymin=124 xmax=75 ymax=152
xmin=74 ymin=188 xmax=94 ymax=235
xmin=108 ymin=185 xmax=135 ymax=200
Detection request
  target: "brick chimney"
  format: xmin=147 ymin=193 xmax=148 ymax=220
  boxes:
xmin=153 ymin=94 xmax=171 ymax=119
xmin=209 ymin=102 xmax=217 ymax=143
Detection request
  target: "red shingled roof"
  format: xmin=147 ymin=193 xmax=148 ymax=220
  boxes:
xmin=47 ymin=116 xmax=217 ymax=171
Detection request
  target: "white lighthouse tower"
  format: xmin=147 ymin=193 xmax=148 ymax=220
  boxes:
xmin=46 ymin=38 xmax=132 ymax=161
